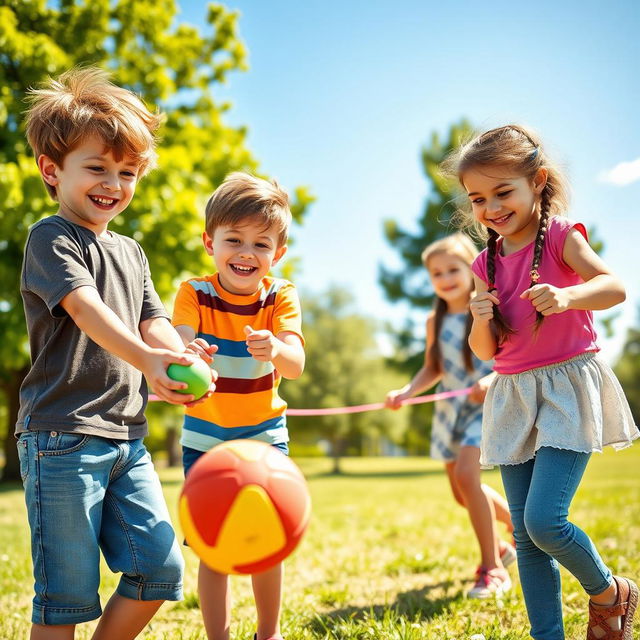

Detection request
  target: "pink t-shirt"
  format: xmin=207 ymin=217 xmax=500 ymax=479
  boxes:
xmin=471 ymin=216 xmax=599 ymax=374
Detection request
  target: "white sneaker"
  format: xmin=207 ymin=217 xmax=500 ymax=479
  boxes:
xmin=467 ymin=567 xmax=512 ymax=599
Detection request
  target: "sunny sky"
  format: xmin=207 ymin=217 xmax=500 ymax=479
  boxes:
xmin=178 ymin=0 xmax=640 ymax=363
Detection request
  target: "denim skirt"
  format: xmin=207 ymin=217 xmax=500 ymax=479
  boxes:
xmin=480 ymin=352 xmax=639 ymax=467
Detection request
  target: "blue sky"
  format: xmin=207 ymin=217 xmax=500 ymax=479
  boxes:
xmin=179 ymin=0 xmax=640 ymax=362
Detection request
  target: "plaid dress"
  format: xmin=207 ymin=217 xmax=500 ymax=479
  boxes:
xmin=430 ymin=312 xmax=494 ymax=461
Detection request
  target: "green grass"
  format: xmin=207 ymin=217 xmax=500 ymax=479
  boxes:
xmin=2 ymin=449 xmax=640 ymax=639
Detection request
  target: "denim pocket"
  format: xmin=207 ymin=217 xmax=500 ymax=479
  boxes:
xmin=17 ymin=435 xmax=30 ymax=482
xmin=39 ymin=431 xmax=90 ymax=456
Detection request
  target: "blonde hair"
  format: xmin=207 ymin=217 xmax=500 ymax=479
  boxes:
xmin=205 ymin=172 xmax=292 ymax=246
xmin=25 ymin=67 xmax=163 ymax=198
xmin=442 ymin=124 xmax=570 ymax=340
xmin=421 ymin=232 xmax=478 ymax=270
xmin=422 ymin=233 xmax=478 ymax=374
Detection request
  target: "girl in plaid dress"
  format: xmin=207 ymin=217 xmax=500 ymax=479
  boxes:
xmin=386 ymin=233 xmax=514 ymax=598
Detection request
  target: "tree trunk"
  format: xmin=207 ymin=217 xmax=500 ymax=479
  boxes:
xmin=165 ymin=426 xmax=181 ymax=468
xmin=331 ymin=436 xmax=344 ymax=475
xmin=2 ymin=367 xmax=29 ymax=482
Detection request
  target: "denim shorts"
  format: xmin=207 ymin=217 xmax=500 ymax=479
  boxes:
xmin=182 ymin=441 xmax=289 ymax=477
xmin=17 ymin=430 xmax=184 ymax=625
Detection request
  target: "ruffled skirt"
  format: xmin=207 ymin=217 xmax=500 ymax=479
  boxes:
xmin=480 ymin=352 xmax=639 ymax=467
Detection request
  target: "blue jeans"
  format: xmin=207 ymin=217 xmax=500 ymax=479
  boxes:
xmin=500 ymin=447 xmax=612 ymax=640
xmin=17 ymin=431 xmax=184 ymax=625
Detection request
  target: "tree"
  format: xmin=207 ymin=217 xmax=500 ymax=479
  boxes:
xmin=281 ymin=287 xmax=410 ymax=473
xmin=0 ymin=1 xmax=313 ymax=479
xmin=380 ymin=119 xmax=474 ymax=310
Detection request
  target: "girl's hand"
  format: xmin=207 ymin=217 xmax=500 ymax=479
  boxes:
xmin=185 ymin=338 xmax=218 ymax=364
xmin=244 ymin=325 xmax=279 ymax=362
xmin=468 ymin=373 xmax=494 ymax=403
xmin=469 ymin=290 xmax=500 ymax=323
xmin=520 ymin=284 xmax=571 ymax=316
xmin=385 ymin=389 xmax=410 ymax=410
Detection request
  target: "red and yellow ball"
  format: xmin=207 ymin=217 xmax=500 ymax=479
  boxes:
xmin=179 ymin=439 xmax=311 ymax=574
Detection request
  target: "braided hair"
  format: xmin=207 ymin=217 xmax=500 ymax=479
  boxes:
xmin=442 ymin=124 xmax=570 ymax=342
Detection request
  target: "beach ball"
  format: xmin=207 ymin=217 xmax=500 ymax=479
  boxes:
xmin=179 ymin=439 xmax=311 ymax=574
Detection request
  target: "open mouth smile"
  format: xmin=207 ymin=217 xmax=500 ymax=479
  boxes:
xmin=89 ymin=195 xmax=119 ymax=209
xmin=230 ymin=264 xmax=257 ymax=276
xmin=488 ymin=212 xmax=514 ymax=226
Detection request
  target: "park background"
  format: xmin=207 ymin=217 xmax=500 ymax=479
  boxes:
xmin=1 ymin=1 xmax=640 ymax=639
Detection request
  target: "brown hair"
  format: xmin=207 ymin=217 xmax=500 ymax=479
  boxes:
xmin=205 ymin=172 xmax=292 ymax=246
xmin=421 ymin=233 xmax=478 ymax=373
xmin=25 ymin=67 xmax=162 ymax=198
xmin=443 ymin=124 xmax=570 ymax=341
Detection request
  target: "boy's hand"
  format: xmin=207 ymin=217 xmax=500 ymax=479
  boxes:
xmin=520 ymin=283 xmax=570 ymax=316
xmin=141 ymin=349 xmax=208 ymax=405
xmin=385 ymin=389 xmax=410 ymax=410
xmin=469 ymin=290 xmax=500 ymax=323
xmin=183 ymin=339 xmax=218 ymax=406
xmin=185 ymin=338 xmax=218 ymax=364
xmin=244 ymin=325 xmax=279 ymax=362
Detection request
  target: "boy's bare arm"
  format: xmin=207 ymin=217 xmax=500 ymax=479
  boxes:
xmin=140 ymin=316 xmax=188 ymax=352
xmin=60 ymin=285 xmax=197 ymax=403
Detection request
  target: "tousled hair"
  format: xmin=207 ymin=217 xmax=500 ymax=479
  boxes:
xmin=442 ymin=124 xmax=570 ymax=341
xmin=421 ymin=233 xmax=478 ymax=374
xmin=24 ymin=67 xmax=163 ymax=198
xmin=205 ymin=172 xmax=292 ymax=246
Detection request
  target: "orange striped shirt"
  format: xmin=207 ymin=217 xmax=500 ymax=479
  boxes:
xmin=172 ymin=273 xmax=303 ymax=451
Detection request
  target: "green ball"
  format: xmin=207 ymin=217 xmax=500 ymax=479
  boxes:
xmin=167 ymin=360 xmax=213 ymax=400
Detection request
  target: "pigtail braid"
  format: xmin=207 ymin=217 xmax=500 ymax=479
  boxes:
xmin=530 ymin=187 xmax=552 ymax=329
xmin=486 ymin=228 xmax=514 ymax=343
xmin=462 ymin=311 xmax=474 ymax=372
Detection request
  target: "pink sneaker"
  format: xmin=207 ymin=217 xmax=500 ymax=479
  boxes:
xmin=468 ymin=566 xmax=512 ymax=599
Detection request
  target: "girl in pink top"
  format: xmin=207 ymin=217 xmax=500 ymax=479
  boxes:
xmin=444 ymin=124 xmax=638 ymax=640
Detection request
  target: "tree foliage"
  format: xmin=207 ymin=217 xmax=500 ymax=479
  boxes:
xmin=281 ymin=287 xmax=410 ymax=472
xmin=379 ymin=120 xmax=474 ymax=310
xmin=614 ymin=308 xmax=640 ymax=423
xmin=0 ymin=0 xmax=313 ymax=479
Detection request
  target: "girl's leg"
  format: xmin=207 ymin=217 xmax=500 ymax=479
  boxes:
xmin=522 ymin=448 xmax=611 ymax=596
xmin=198 ymin=563 xmax=231 ymax=640
xmin=481 ymin=482 xmax=514 ymax=536
xmin=521 ymin=447 xmax=624 ymax=639
xmin=501 ymin=457 xmax=565 ymax=640
xmin=451 ymin=446 xmax=502 ymax=570
xmin=252 ymin=563 xmax=283 ymax=640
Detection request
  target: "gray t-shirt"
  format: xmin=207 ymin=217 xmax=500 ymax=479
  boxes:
xmin=16 ymin=215 xmax=169 ymax=439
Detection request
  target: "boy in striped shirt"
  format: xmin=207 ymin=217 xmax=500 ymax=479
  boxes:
xmin=173 ymin=172 xmax=305 ymax=640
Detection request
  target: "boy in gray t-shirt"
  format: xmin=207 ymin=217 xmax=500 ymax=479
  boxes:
xmin=16 ymin=68 xmax=214 ymax=639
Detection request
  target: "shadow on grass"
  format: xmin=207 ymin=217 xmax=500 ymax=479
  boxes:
xmin=309 ymin=580 xmax=461 ymax=634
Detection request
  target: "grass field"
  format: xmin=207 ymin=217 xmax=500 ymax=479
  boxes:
xmin=1 ymin=448 xmax=639 ymax=640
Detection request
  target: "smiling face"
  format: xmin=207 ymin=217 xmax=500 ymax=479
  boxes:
xmin=38 ymin=135 xmax=140 ymax=236
xmin=462 ymin=165 xmax=546 ymax=251
xmin=426 ymin=251 xmax=474 ymax=311
xmin=205 ymin=222 xmax=287 ymax=295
